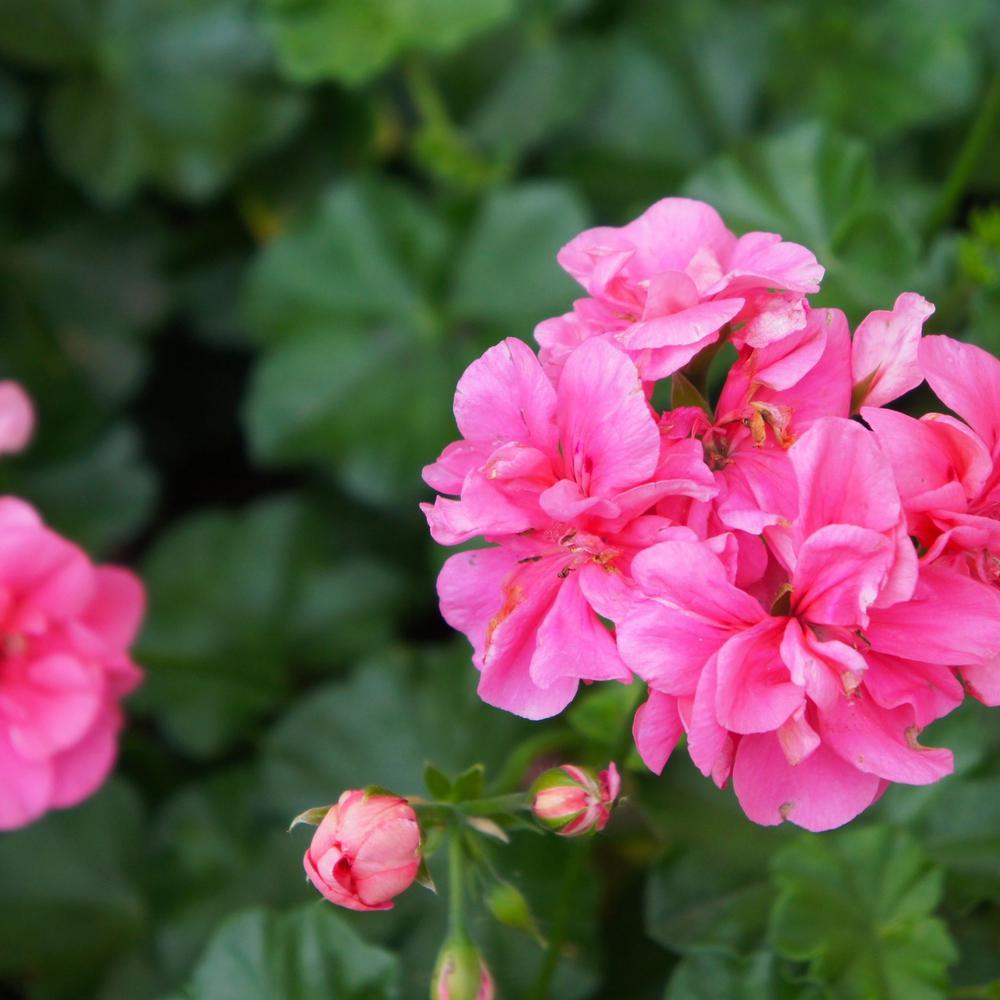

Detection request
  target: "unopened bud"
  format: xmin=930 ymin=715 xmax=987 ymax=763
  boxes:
xmin=431 ymin=936 xmax=494 ymax=1000
xmin=531 ymin=762 xmax=620 ymax=837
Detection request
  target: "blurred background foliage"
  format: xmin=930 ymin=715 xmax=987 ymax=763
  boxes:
xmin=1 ymin=0 xmax=1000 ymax=997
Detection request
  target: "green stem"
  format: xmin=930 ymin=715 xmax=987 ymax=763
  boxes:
xmin=526 ymin=840 xmax=590 ymax=1000
xmin=610 ymin=681 xmax=644 ymax=767
xmin=403 ymin=58 xmax=452 ymax=132
xmin=458 ymin=793 xmax=532 ymax=816
xmin=925 ymin=71 xmax=1000 ymax=240
xmin=447 ymin=824 xmax=466 ymax=936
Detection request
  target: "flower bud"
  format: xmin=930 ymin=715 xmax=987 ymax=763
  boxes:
xmin=0 ymin=381 xmax=33 ymax=455
xmin=431 ymin=936 xmax=494 ymax=1000
xmin=303 ymin=789 xmax=421 ymax=912
xmin=531 ymin=762 xmax=620 ymax=836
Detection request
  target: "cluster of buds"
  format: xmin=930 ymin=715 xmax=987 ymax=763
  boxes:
xmin=293 ymin=760 xmax=619 ymax=996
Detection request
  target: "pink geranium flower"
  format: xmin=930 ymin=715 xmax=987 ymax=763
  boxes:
xmin=535 ymin=198 xmax=823 ymax=382
xmin=304 ymin=789 xmax=421 ymax=912
xmin=620 ymin=418 xmax=1000 ymax=831
xmin=654 ymin=308 xmax=851 ymax=587
xmin=865 ymin=334 xmax=1000 ymax=703
xmin=422 ymin=337 xmax=716 ymax=719
xmin=0 ymin=498 xmax=144 ymax=830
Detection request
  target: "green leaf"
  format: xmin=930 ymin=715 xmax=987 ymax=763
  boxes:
xmin=148 ymin=769 xmax=308 ymax=985
xmin=646 ymin=850 xmax=775 ymax=956
xmin=136 ymin=495 xmax=404 ymax=757
xmin=423 ymin=763 xmax=453 ymax=800
xmin=768 ymin=825 xmax=957 ymax=1000
xmin=768 ymin=0 xmax=988 ymax=141
xmin=664 ymin=950 xmax=823 ymax=1000
xmin=0 ymin=0 xmax=97 ymax=68
xmin=261 ymin=643 xmax=531 ymax=819
xmin=38 ymin=0 xmax=305 ymax=203
xmin=0 ymin=781 xmax=148 ymax=998
xmin=175 ymin=904 xmax=400 ymax=1000
xmin=685 ymin=123 xmax=922 ymax=318
xmin=470 ymin=40 xmax=604 ymax=163
xmin=0 ymin=424 xmax=158 ymax=555
xmin=641 ymin=760 xmax=794 ymax=956
xmin=244 ymin=181 xmax=444 ymax=342
xmin=450 ymin=182 xmax=588 ymax=332
xmin=244 ymin=323 xmax=456 ymax=506
xmin=566 ymin=680 xmax=639 ymax=755
xmin=452 ymin=763 xmax=486 ymax=802
xmin=263 ymin=0 xmax=516 ymax=86
xmin=0 ymin=215 xmax=168 ymax=417
xmin=243 ymin=179 xmax=491 ymax=505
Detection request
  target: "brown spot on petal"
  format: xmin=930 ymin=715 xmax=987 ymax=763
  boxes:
xmin=485 ymin=581 xmax=524 ymax=653
xmin=842 ymin=671 xmax=861 ymax=696
xmin=779 ymin=801 xmax=795 ymax=820
xmin=905 ymin=726 xmax=927 ymax=751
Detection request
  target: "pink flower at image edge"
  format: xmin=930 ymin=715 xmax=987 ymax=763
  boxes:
xmin=0 ymin=497 xmax=144 ymax=831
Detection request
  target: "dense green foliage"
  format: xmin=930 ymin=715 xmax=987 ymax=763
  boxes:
xmin=2 ymin=1 xmax=1000 ymax=997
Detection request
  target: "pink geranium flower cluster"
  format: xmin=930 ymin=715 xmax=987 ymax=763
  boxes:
xmin=0 ymin=383 xmax=145 ymax=831
xmin=423 ymin=198 xmax=1000 ymax=832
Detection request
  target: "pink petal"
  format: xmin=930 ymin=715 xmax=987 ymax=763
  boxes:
xmin=421 ymin=470 xmax=542 ymax=545
xmin=714 ymin=619 xmax=803 ymax=734
xmin=920 ymin=335 xmax=1000 ymax=451
xmin=556 ymin=339 xmax=659 ymax=496
xmin=686 ymin=654 xmax=735 ymax=787
xmin=617 ymin=596 xmax=729 ymax=695
xmin=632 ymin=690 xmax=683 ymax=774
xmin=867 ymin=564 xmax=1000 ymax=666
xmin=4 ymin=653 xmax=102 ymax=760
xmin=715 ymin=232 xmax=824 ymax=295
xmin=0 ymin=724 xmax=52 ymax=830
xmin=790 ymin=417 xmax=902 ymax=536
xmin=476 ymin=558 xmax=578 ymax=719
xmin=767 ymin=308 xmax=852 ymax=425
xmin=453 ymin=338 xmax=558 ymax=453
xmin=820 ymin=690 xmax=953 ymax=785
xmin=634 ymin=332 xmax=723 ymax=381
xmin=630 ymin=539 xmax=765 ymax=627
xmin=776 ymin=705 xmax=820 ymax=765
xmin=852 ymin=293 xmax=933 ymax=408
xmin=437 ymin=546 xmax=522 ymax=665
xmin=732 ymin=732 xmax=882 ymax=831
xmin=961 ymin=654 xmax=1000 ymax=707
xmin=620 ymin=198 xmax=735 ymax=278
xmin=621 ymin=298 xmax=743 ymax=350
xmin=791 ymin=524 xmax=896 ymax=627
xmin=48 ymin=704 xmax=121 ymax=809
xmin=863 ymin=652 xmax=963 ymax=727
xmin=423 ymin=440 xmax=490 ymax=494
xmin=862 ymin=406 xmax=987 ymax=511
xmin=538 ymin=479 xmax=619 ymax=521
xmin=779 ymin=619 xmax=860 ymax=712
xmin=530 ymin=572 xmax=630 ymax=687
xmin=83 ymin=567 xmax=146 ymax=649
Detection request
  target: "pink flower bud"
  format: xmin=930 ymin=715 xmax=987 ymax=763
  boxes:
xmin=303 ymin=789 xmax=421 ymax=912
xmin=531 ymin=762 xmax=620 ymax=836
xmin=0 ymin=381 xmax=34 ymax=455
xmin=431 ymin=936 xmax=494 ymax=1000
